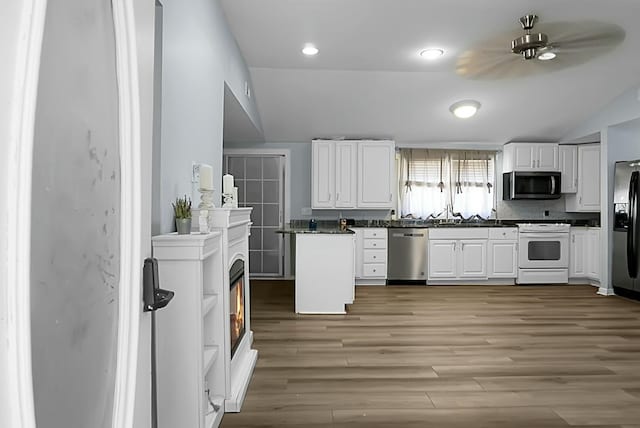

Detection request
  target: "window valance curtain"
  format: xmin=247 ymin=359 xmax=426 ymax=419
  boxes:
xmin=398 ymin=149 xmax=496 ymax=219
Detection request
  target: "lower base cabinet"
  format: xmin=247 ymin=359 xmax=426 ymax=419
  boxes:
xmin=488 ymin=241 xmax=518 ymax=278
xmin=428 ymin=238 xmax=488 ymax=280
xmin=353 ymin=228 xmax=388 ymax=284
xmin=569 ymin=227 xmax=600 ymax=282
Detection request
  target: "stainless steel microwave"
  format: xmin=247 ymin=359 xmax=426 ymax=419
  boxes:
xmin=503 ymin=171 xmax=561 ymax=200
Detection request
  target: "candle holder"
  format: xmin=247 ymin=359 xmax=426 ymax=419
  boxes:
xmin=222 ymin=192 xmax=234 ymax=208
xmin=198 ymin=188 xmax=215 ymax=233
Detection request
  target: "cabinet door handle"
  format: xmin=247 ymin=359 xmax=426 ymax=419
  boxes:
xmin=572 ymin=234 xmax=575 ymax=243
xmin=388 ymin=193 xmax=392 ymax=202
xmin=336 ymin=192 xmax=340 ymax=201
xmin=328 ymin=193 xmax=331 ymax=201
xmin=579 ymin=196 xmax=582 ymax=205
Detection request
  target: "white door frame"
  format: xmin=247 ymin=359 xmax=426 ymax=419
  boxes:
xmin=223 ymin=148 xmax=292 ymax=278
xmin=0 ymin=1 xmax=144 ymax=427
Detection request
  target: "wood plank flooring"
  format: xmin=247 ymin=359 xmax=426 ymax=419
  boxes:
xmin=221 ymin=282 xmax=640 ymax=428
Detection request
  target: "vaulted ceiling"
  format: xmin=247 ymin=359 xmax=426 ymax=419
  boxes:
xmin=221 ymin=0 xmax=640 ymax=144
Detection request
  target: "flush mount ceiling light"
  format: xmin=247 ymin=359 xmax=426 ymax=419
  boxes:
xmin=449 ymin=100 xmax=481 ymax=119
xmin=302 ymin=44 xmax=319 ymax=56
xmin=419 ymin=48 xmax=445 ymax=59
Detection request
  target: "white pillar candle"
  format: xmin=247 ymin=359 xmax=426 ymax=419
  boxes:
xmin=199 ymin=164 xmax=213 ymax=190
xmin=223 ymin=174 xmax=234 ymax=194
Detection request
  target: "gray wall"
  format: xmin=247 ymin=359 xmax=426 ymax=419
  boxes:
xmin=31 ymin=0 xmax=120 ymax=426
xmin=157 ymin=0 xmax=261 ymax=233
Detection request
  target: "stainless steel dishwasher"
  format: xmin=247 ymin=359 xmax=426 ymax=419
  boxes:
xmin=387 ymin=228 xmax=428 ymax=284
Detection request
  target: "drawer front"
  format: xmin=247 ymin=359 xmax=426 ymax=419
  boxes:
xmin=363 ymin=263 xmax=386 ymax=277
xmin=363 ymin=249 xmax=387 ymax=264
xmin=363 ymin=239 xmax=386 ymax=249
xmin=363 ymin=228 xmax=386 ymax=239
xmin=488 ymin=228 xmax=518 ymax=240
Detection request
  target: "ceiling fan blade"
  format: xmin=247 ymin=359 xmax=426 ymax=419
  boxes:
xmin=457 ymin=50 xmax=523 ymax=80
xmin=542 ymin=21 xmax=625 ymax=49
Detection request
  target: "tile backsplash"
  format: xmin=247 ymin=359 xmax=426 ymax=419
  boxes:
xmin=496 ymin=197 xmax=599 ymax=222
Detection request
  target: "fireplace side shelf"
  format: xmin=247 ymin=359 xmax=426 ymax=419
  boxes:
xmin=152 ymin=231 xmax=226 ymax=428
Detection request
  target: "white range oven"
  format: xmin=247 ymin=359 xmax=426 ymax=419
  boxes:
xmin=517 ymin=223 xmax=570 ymax=284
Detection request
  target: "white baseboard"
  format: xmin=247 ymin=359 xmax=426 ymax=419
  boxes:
xmin=597 ymin=287 xmax=616 ymax=296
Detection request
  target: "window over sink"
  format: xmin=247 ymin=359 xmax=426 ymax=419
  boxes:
xmin=398 ymin=149 xmax=496 ymax=220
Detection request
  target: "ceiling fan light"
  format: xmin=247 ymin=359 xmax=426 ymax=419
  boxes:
xmin=538 ymin=51 xmax=557 ymax=61
xmin=420 ymin=48 xmax=445 ymax=60
xmin=450 ymin=100 xmax=481 ymax=119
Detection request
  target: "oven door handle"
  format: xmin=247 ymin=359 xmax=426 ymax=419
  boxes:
xmin=520 ymin=233 xmax=568 ymax=239
xmin=550 ymin=176 xmax=556 ymax=195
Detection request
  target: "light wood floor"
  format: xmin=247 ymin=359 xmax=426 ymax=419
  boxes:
xmin=221 ymin=282 xmax=640 ymax=428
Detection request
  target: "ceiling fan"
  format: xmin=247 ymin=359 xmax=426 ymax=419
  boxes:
xmin=456 ymin=14 xmax=625 ymax=79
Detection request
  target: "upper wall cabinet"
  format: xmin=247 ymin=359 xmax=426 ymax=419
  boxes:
xmin=502 ymin=143 xmax=559 ymax=172
xmin=559 ymin=145 xmax=578 ymax=193
xmin=312 ymin=140 xmax=395 ymax=209
xmin=312 ymin=141 xmax=357 ymax=209
xmin=357 ymin=141 xmax=395 ymax=209
xmin=566 ymin=143 xmax=601 ymax=212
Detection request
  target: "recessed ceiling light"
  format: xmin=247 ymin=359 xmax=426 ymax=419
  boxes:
xmin=538 ymin=51 xmax=557 ymax=61
xmin=302 ymin=44 xmax=319 ymax=56
xmin=419 ymin=48 xmax=445 ymax=60
xmin=450 ymin=100 xmax=481 ymax=119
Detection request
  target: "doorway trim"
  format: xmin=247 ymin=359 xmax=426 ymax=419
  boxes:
xmin=111 ymin=0 xmax=143 ymax=427
xmin=1 ymin=0 xmax=143 ymax=427
xmin=223 ymin=148 xmax=292 ymax=277
xmin=1 ymin=1 xmax=48 ymax=427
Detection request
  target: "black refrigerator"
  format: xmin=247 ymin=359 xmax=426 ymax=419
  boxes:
xmin=613 ymin=160 xmax=640 ymax=297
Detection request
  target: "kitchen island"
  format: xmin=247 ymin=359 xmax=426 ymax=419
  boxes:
xmin=277 ymin=227 xmax=355 ymax=314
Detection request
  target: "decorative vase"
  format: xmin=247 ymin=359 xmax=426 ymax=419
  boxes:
xmin=176 ymin=218 xmax=192 ymax=235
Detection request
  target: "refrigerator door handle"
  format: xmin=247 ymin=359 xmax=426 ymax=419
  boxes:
xmin=628 ymin=171 xmax=639 ymax=278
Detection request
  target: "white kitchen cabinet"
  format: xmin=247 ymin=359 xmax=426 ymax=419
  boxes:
xmin=587 ymin=228 xmax=601 ymax=281
xmin=312 ymin=141 xmax=334 ymax=208
xmin=565 ymin=144 xmax=600 ymax=212
xmin=565 ymin=144 xmax=601 ymax=212
xmin=335 ymin=142 xmax=358 ymax=208
xmin=487 ymin=228 xmax=518 ymax=279
xmin=428 ymin=228 xmax=489 ymax=280
xmin=503 ymin=142 xmax=559 ymax=172
xmin=352 ymin=227 xmax=388 ymax=284
xmin=311 ymin=140 xmax=357 ymax=209
xmin=295 ymin=233 xmax=355 ymax=313
xmin=488 ymin=242 xmax=517 ymax=278
xmin=569 ymin=227 xmax=600 ymax=283
xmin=428 ymin=240 xmax=457 ymax=278
xmin=458 ymin=240 xmax=487 ymax=278
xmin=312 ymin=140 xmax=394 ymax=209
xmin=357 ymin=141 xmax=395 ymax=208
xmin=569 ymin=228 xmax=588 ymax=278
xmin=559 ymin=145 xmax=578 ymax=193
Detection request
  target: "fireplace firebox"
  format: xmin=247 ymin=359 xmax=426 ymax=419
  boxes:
xmin=229 ymin=259 xmax=246 ymax=358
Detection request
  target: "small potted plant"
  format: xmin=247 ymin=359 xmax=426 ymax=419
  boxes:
xmin=173 ymin=195 xmax=192 ymax=234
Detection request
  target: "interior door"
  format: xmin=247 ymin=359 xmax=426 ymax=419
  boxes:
xmin=28 ymin=1 xmax=154 ymax=427
xmin=226 ymin=155 xmax=285 ymax=276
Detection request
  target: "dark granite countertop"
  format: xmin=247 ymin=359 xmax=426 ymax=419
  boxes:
xmin=276 ymin=227 xmax=355 ymax=235
xmin=288 ymin=218 xmax=599 ymax=229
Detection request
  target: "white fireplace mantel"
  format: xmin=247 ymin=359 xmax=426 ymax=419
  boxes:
xmin=209 ymin=207 xmax=257 ymax=413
